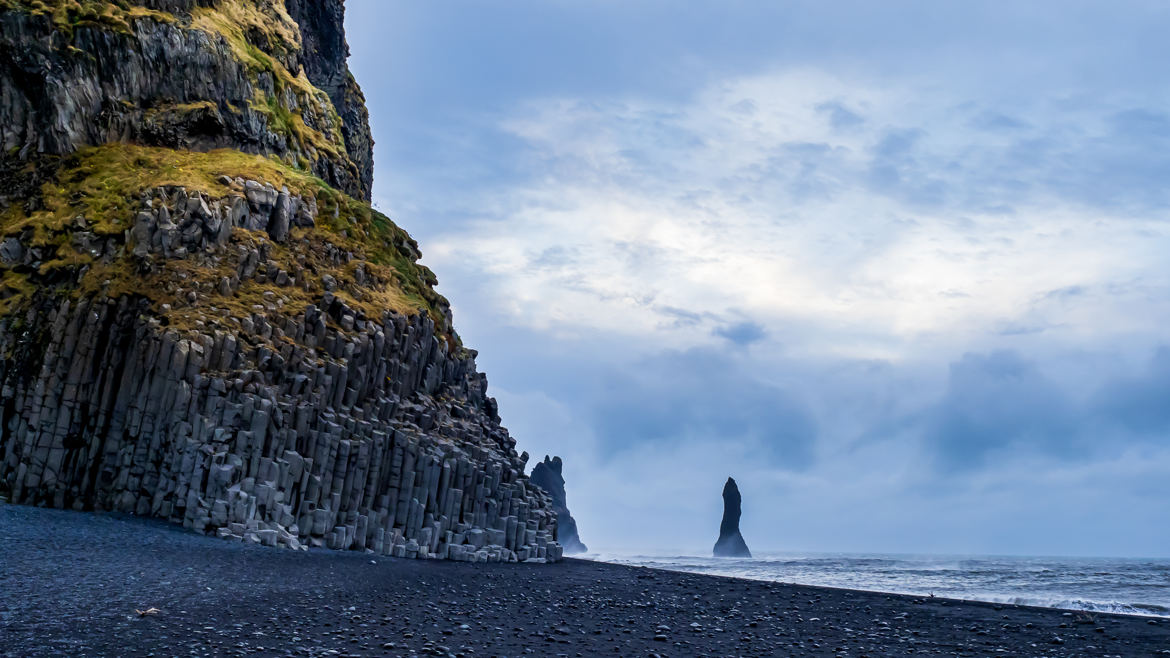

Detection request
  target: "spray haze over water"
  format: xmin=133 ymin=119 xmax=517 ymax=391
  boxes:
xmin=590 ymin=552 xmax=1170 ymax=618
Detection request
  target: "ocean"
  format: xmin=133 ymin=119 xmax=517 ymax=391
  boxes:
xmin=591 ymin=551 xmax=1170 ymax=617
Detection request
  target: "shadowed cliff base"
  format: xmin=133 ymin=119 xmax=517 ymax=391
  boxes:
xmin=3 ymin=504 xmax=1169 ymax=657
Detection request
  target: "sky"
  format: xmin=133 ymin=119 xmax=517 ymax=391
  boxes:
xmin=345 ymin=1 xmax=1170 ymax=558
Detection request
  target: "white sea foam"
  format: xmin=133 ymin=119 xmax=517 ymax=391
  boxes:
xmin=585 ymin=551 xmax=1170 ymax=618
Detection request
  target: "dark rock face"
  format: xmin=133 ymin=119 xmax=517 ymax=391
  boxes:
xmin=284 ymin=0 xmax=374 ymax=196
xmin=0 ymin=1 xmax=373 ymax=200
xmin=713 ymin=477 xmax=751 ymax=558
xmin=529 ymin=455 xmax=587 ymax=554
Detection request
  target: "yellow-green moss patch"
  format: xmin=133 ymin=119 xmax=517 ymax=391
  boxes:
xmin=1 ymin=143 xmax=453 ymax=342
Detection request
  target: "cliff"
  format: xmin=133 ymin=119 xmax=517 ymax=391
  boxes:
xmin=528 ymin=455 xmax=587 ymax=554
xmin=0 ymin=0 xmax=372 ymax=200
xmin=0 ymin=0 xmax=562 ymax=563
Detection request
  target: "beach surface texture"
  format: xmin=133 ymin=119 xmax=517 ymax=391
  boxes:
xmin=2 ymin=504 xmax=1168 ymax=657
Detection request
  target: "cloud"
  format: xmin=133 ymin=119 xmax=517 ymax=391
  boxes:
xmin=816 ymin=100 xmax=865 ymax=130
xmin=921 ymin=351 xmax=1079 ymax=469
xmin=588 ymin=347 xmax=818 ymax=467
xmin=348 ymin=0 xmax=1170 ymax=556
xmin=1041 ymin=285 xmax=1088 ymax=302
xmin=412 ymin=70 xmax=1170 ymax=551
xmin=423 ymin=68 xmax=1170 ymax=362
xmin=1092 ymin=347 xmax=1170 ymax=435
xmin=487 ymin=337 xmax=1170 ymax=554
xmin=714 ymin=320 xmax=767 ymax=346
xmin=892 ymin=345 xmax=1170 ymax=476
xmin=410 ymin=66 xmax=1170 ymax=554
xmin=1111 ymin=109 xmax=1170 ymax=142
xmin=972 ymin=111 xmax=1029 ymax=132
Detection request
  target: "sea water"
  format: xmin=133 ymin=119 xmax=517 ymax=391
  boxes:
xmin=590 ymin=551 xmax=1170 ymax=617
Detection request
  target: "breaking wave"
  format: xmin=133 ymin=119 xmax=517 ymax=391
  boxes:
xmin=589 ymin=551 xmax=1170 ymax=618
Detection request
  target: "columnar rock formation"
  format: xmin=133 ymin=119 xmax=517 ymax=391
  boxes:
xmin=713 ymin=477 xmax=751 ymax=558
xmin=0 ymin=0 xmax=562 ymax=563
xmin=529 ymin=455 xmax=587 ymax=554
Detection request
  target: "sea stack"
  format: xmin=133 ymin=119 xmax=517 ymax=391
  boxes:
xmin=530 ymin=456 xmax=588 ymax=554
xmin=713 ymin=477 xmax=752 ymax=558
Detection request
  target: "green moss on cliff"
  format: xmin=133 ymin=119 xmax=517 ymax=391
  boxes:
xmin=0 ymin=143 xmax=454 ymax=342
xmin=0 ymin=0 xmax=174 ymax=37
xmin=186 ymin=0 xmax=351 ymax=162
xmin=189 ymin=1 xmax=302 ymax=72
xmin=2 ymin=0 xmax=354 ymax=192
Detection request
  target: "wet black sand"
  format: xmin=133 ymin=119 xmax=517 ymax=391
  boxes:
xmin=1 ymin=504 xmax=1167 ymax=657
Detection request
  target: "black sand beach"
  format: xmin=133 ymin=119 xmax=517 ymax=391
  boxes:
xmin=1 ymin=504 xmax=1167 ymax=657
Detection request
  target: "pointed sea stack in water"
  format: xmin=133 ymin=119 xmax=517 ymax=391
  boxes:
xmin=713 ymin=477 xmax=752 ymax=557
xmin=530 ymin=456 xmax=588 ymax=554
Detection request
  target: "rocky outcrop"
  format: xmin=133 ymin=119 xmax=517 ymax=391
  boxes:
xmin=0 ymin=0 xmax=371 ymax=200
xmin=0 ymin=179 xmax=563 ymax=563
xmin=284 ymin=0 xmax=373 ymax=193
xmin=529 ymin=455 xmax=587 ymax=554
xmin=713 ymin=477 xmax=751 ymax=558
xmin=0 ymin=0 xmax=563 ymax=564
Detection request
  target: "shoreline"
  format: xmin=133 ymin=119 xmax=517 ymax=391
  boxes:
xmin=574 ymin=558 xmax=1168 ymax=621
xmin=585 ymin=547 xmax=1170 ymax=618
xmin=3 ymin=504 xmax=1168 ymax=656
xmin=578 ymin=554 xmax=1170 ymax=620
xmin=592 ymin=558 xmax=1170 ymax=621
